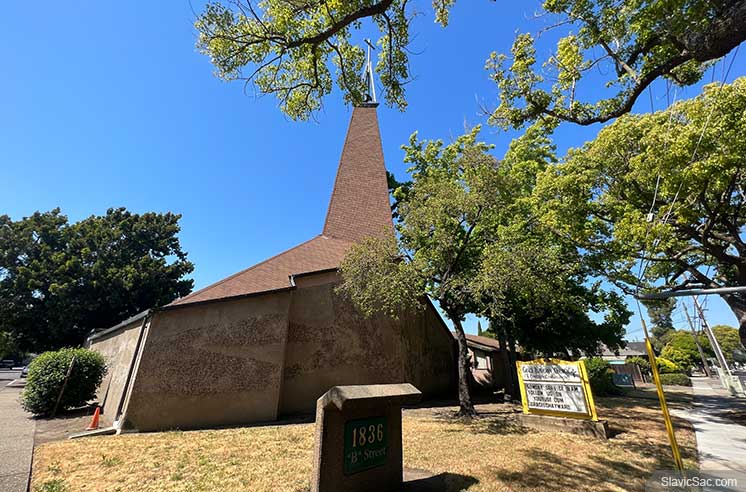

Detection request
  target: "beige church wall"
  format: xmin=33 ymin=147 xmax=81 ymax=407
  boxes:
xmin=278 ymin=280 xmax=408 ymax=416
xmin=121 ymin=291 xmax=292 ymax=431
xmin=89 ymin=319 xmax=144 ymax=428
xmin=400 ymin=302 xmax=457 ymax=398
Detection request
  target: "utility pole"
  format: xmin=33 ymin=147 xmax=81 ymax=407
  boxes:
xmin=683 ymin=303 xmax=712 ymax=378
xmin=693 ymin=296 xmax=731 ymax=376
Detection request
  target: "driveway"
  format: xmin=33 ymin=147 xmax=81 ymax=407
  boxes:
xmin=0 ymin=384 xmax=35 ymax=492
xmin=0 ymin=369 xmax=22 ymax=382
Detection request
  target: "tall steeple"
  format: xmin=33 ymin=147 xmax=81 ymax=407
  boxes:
xmin=322 ymin=40 xmax=392 ymax=242
xmin=169 ymin=60 xmax=394 ymax=308
xmin=322 ymin=106 xmax=394 ymax=242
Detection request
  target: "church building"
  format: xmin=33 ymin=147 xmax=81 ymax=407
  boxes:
xmin=88 ymin=103 xmax=456 ymax=432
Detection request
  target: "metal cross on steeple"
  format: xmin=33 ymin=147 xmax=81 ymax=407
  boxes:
xmin=362 ymin=39 xmax=378 ymax=106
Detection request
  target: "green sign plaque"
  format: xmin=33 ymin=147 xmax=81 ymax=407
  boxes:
xmin=343 ymin=416 xmax=387 ymax=475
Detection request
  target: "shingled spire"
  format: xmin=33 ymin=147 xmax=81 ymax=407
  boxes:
xmin=169 ymin=105 xmax=394 ymax=307
xmin=322 ymin=106 xmax=394 ymax=242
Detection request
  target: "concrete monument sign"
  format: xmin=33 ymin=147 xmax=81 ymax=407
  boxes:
xmin=517 ymin=359 xmax=598 ymax=420
xmin=312 ymin=383 xmax=421 ymax=492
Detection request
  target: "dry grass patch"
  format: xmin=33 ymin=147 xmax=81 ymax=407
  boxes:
xmin=31 ymin=396 xmax=696 ymax=492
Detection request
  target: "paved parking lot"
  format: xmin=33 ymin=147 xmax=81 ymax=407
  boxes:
xmin=0 ymin=370 xmax=22 ymax=382
xmin=0 ymin=384 xmax=35 ymax=492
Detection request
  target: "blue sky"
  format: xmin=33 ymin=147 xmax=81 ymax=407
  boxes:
xmin=1 ymin=1 xmax=743 ymax=338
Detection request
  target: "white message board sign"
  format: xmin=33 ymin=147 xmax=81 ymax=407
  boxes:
xmin=517 ymin=360 xmax=597 ymax=420
xmin=523 ymin=382 xmax=588 ymax=414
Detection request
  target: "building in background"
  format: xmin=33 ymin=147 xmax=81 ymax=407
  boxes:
xmin=456 ymin=333 xmax=513 ymax=395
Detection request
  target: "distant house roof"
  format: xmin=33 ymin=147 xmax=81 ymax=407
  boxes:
xmin=452 ymin=332 xmax=501 ymax=353
xmin=601 ymin=341 xmax=646 ymax=358
xmin=169 ymin=106 xmax=393 ymax=307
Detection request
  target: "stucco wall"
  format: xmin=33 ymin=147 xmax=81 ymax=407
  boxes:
xmin=89 ymin=320 xmax=144 ymax=427
xmin=121 ymin=291 xmax=292 ymax=431
xmin=400 ymin=301 xmax=456 ymax=397
xmin=279 ymin=280 xmax=407 ymax=415
xmin=279 ymin=278 xmax=455 ymax=416
xmin=96 ymin=273 xmax=455 ymax=431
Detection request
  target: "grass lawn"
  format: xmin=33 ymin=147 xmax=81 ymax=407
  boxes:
xmin=31 ymin=395 xmax=697 ymax=492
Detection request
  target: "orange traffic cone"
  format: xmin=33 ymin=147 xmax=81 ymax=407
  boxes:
xmin=86 ymin=406 xmax=101 ymax=431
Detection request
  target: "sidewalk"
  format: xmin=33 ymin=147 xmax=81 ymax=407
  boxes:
xmin=673 ymin=376 xmax=746 ymax=472
xmin=0 ymin=384 xmax=35 ymax=492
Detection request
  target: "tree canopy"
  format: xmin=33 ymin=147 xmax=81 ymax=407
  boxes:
xmin=701 ymin=324 xmax=744 ymax=363
xmin=535 ymin=77 xmax=746 ymax=347
xmin=338 ymin=127 xmax=501 ymax=416
xmin=473 ymin=124 xmax=629 ymax=358
xmin=0 ymin=208 xmax=194 ymax=351
xmin=660 ymin=330 xmax=702 ymax=370
xmin=195 ymin=0 xmax=746 ymax=122
xmin=339 ymin=123 xmax=632 ymax=413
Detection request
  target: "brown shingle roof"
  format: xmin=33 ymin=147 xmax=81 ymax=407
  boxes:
xmin=323 ymin=106 xmax=394 ymax=242
xmin=170 ymin=106 xmax=392 ymax=307
xmin=459 ymin=333 xmax=502 ymax=352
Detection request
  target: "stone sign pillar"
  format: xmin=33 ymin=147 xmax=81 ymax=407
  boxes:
xmin=311 ymin=383 xmax=421 ymax=492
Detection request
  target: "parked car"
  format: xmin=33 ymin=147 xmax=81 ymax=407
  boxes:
xmin=0 ymin=360 xmax=15 ymax=369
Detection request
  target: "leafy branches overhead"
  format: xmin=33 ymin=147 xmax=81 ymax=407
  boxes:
xmin=536 ymin=77 xmax=746 ymax=345
xmin=488 ymin=0 xmax=746 ymax=128
xmin=196 ymin=1 xmax=746 ymax=123
xmin=195 ymin=0 xmax=435 ymax=120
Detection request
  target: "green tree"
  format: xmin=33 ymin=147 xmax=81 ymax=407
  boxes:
xmin=488 ymin=0 xmax=746 ymax=127
xmin=700 ymin=324 xmax=742 ymax=363
xmin=535 ymin=78 xmax=746 ymax=349
xmin=627 ymin=355 xmax=651 ymax=375
xmin=478 ymin=241 xmax=629 ymax=359
xmin=642 ymin=298 xmax=676 ymax=351
xmin=475 ymin=123 xmax=629 ymax=361
xmin=338 ymin=127 xmax=501 ymax=417
xmin=0 ymin=331 xmax=18 ymax=360
xmin=195 ymin=0 xmax=746 ymax=122
xmin=660 ymin=331 xmax=702 ymax=371
xmin=0 ymin=208 xmax=194 ymax=351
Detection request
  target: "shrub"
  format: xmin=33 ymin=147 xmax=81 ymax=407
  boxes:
xmin=655 ymin=357 xmax=682 ymax=374
xmin=658 ymin=373 xmax=691 ymax=387
xmin=21 ymin=348 xmax=106 ymax=416
xmin=583 ymin=357 xmax=624 ymax=396
xmin=660 ymin=346 xmax=693 ymax=374
xmin=626 ymin=355 xmax=651 ymax=375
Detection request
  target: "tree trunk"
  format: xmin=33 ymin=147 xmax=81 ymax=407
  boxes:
xmin=682 ymin=0 xmax=746 ymax=62
xmin=506 ymin=329 xmax=520 ymax=403
xmin=495 ymin=325 xmax=515 ymax=398
xmin=450 ymin=316 xmax=477 ymax=418
xmin=721 ymin=292 xmax=746 ymax=350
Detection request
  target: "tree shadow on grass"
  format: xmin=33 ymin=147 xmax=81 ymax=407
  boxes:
xmin=403 ymin=471 xmax=479 ymax=492
xmin=295 ymin=472 xmax=478 ymax=492
xmin=493 ymin=448 xmax=661 ymax=492
xmin=486 ymin=396 xmax=699 ymax=492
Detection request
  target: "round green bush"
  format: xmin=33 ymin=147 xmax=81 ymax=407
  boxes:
xmin=655 ymin=357 xmax=682 ymax=374
xmin=583 ymin=357 xmax=624 ymax=396
xmin=21 ymin=348 xmax=106 ymax=416
xmin=660 ymin=345 xmax=693 ymax=374
xmin=658 ymin=373 xmax=691 ymax=387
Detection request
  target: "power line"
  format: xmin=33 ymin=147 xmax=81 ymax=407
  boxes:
xmin=635 ymin=46 xmax=741 ymax=291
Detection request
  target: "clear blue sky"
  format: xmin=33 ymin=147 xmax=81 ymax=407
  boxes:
xmin=1 ymin=1 xmax=743 ymax=338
